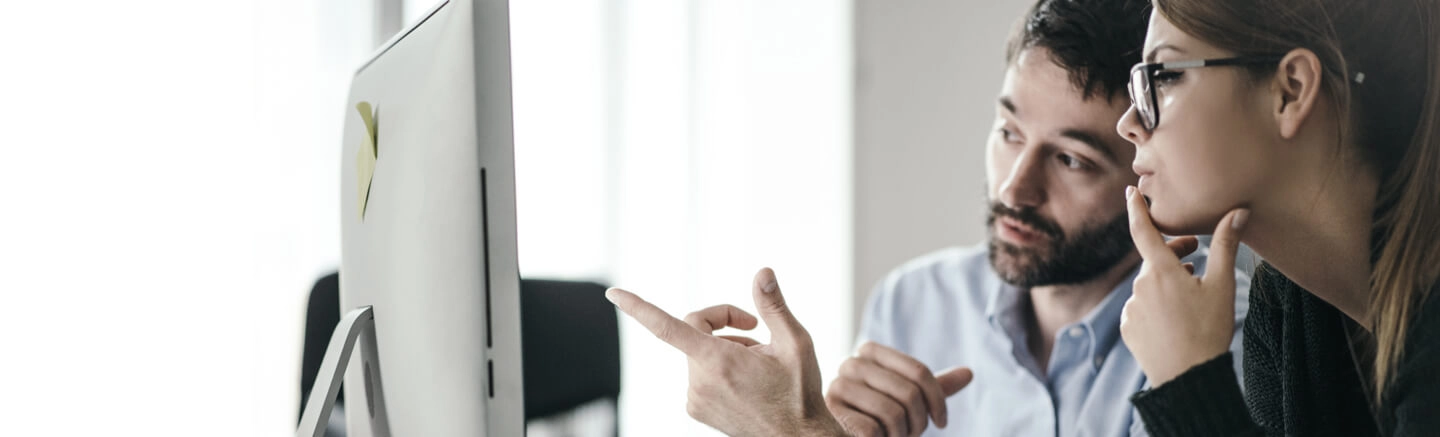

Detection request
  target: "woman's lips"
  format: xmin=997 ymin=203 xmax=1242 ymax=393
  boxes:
xmin=1132 ymin=161 xmax=1154 ymax=177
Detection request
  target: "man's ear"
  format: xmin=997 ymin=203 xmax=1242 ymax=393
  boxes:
xmin=1273 ymin=48 xmax=1325 ymax=140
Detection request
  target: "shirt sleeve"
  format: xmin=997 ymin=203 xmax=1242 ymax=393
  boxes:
xmin=1128 ymin=405 xmax=1152 ymax=437
xmin=1230 ymin=260 xmax=1252 ymax=393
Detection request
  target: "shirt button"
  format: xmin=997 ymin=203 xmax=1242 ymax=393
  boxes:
xmin=1067 ymin=327 xmax=1084 ymax=338
xmin=1094 ymin=356 xmax=1105 ymax=367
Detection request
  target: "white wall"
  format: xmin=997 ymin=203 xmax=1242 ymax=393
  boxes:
xmin=0 ymin=0 xmax=381 ymax=435
xmin=507 ymin=1 xmax=853 ymax=435
xmin=852 ymin=0 xmax=1034 ymax=330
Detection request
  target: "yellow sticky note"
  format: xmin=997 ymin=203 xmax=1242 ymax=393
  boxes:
xmin=357 ymin=101 xmax=378 ymax=220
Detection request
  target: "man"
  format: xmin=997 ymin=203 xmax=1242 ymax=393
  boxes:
xmin=821 ymin=0 xmax=1249 ymax=436
xmin=605 ymin=0 xmax=1250 ymax=435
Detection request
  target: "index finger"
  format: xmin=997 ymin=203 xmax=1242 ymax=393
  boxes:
xmin=1126 ymin=185 xmax=1181 ymax=265
xmin=606 ymin=288 xmax=715 ymax=357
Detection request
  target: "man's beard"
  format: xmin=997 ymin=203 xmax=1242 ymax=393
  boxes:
xmin=986 ymin=201 xmax=1135 ymax=288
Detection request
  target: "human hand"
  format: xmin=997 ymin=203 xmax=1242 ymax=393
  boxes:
xmin=825 ymin=342 xmax=973 ymax=437
xmin=607 ymin=268 xmax=847 ymax=437
xmin=1120 ymin=185 xmax=1247 ymax=386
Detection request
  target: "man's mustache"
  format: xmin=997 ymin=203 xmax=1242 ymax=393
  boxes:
xmin=988 ymin=203 xmax=1063 ymax=240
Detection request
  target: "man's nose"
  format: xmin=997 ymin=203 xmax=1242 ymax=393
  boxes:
xmin=997 ymin=149 xmax=1046 ymax=210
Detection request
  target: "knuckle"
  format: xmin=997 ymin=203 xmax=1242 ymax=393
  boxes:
xmin=859 ymin=341 xmax=878 ymax=357
xmin=903 ymin=386 xmax=924 ymax=407
xmin=832 ymin=377 xmax=859 ymax=397
xmin=683 ymin=312 xmax=704 ymax=326
xmin=792 ymin=327 xmax=816 ymax=351
xmin=881 ymin=401 xmax=905 ymax=422
xmin=653 ymin=323 xmax=678 ymax=343
xmin=881 ymin=405 xmax=907 ymax=435
xmin=840 ymin=358 xmax=863 ymax=376
xmin=763 ymin=297 xmax=789 ymax=315
xmin=904 ymin=362 xmax=932 ymax=382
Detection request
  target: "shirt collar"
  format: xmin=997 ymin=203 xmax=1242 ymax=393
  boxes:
xmin=984 ymin=259 xmax=1140 ymax=371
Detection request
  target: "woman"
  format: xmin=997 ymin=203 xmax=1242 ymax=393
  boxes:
xmin=1115 ymin=0 xmax=1440 ymax=435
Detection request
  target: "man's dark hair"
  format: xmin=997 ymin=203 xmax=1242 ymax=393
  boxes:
xmin=1004 ymin=0 xmax=1151 ymax=100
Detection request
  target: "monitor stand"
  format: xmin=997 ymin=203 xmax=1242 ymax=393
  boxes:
xmin=297 ymin=306 xmax=392 ymax=437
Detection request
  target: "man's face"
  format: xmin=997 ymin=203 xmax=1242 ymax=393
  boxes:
xmin=985 ymin=47 xmax=1139 ymax=287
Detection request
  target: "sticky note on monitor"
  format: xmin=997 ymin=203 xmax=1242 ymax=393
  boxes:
xmin=357 ymin=101 xmax=378 ymax=220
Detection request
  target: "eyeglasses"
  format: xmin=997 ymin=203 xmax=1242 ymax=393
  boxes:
xmin=1127 ymin=55 xmax=1284 ymax=131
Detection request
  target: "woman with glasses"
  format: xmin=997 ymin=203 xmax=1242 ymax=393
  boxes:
xmin=1115 ymin=0 xmax=1440 ymax=435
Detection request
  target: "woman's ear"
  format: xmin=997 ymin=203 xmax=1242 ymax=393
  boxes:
xmin=1273 ymin=48 xmax=1324 ymax=140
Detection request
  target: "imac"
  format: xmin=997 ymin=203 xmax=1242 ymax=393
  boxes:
xmin=297 ymin=0 xmax=525 ymax=435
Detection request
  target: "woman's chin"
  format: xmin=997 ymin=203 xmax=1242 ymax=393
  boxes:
xmin=1148 ymin=202 xmax=1224 ymax=236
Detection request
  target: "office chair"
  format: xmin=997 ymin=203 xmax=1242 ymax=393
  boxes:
xmin=299 ymin=273 xmax=621 ymax=436
xmin=519 ymin=279 xmax=621 ymax=426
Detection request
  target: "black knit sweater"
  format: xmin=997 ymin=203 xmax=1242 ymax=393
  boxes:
xmin=1130 ymin=263 xmax=1440 ymax=436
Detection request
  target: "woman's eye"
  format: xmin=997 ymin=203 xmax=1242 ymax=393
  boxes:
xmin=1153 ymin=71 xmax=1183 ymax=89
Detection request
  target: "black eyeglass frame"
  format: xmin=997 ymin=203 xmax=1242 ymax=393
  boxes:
xmin=1128 ymin=55 xmax=1285 ymax=131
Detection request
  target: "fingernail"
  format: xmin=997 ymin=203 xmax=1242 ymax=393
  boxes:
xmin=1125 ymin=185 xmax=1135 ymax=200
xmin=1232 ymin=209 xmax=1250 ymax=231
xmin=763 ymin=280 xmax=778 ymax=294
xmin=604 ymin=288 xmax=620 ymax=303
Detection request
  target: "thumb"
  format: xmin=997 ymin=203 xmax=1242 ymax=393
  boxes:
xmin=937 ymin=367 xmax=974 ymax=396
xmin=752 ymin=267 xmax=808 ymax=346
xmin=1202 ymin=208 xmax=1249 ymax=285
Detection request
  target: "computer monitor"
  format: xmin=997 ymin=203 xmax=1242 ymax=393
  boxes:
xmin=336 ymin=0 xmax=524 ymax=435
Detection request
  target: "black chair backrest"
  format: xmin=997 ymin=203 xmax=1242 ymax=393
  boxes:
xmin=300 ymin=272 xmax=342 ymax=420
xmin=300 ymin=274 xmax=622 ymax=424
xmin=520 ymin=279 xmax=621 ymax=420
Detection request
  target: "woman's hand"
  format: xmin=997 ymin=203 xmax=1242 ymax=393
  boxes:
xmin=1120 ymin=186 xmax=1248 ymax=386
xmin=607 ymin=268 xmax=847 ymax=437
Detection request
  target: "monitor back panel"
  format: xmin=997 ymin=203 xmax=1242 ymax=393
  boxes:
xmin=339 ymin=0 xmax=524 ymax=435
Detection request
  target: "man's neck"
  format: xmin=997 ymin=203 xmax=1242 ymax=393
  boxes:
xmin=1025 ymin=251 xmax=1142 ymax=376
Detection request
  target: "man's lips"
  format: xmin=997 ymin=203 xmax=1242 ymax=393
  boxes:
xmin=997 ymin=216 xmax=1047 ymax=244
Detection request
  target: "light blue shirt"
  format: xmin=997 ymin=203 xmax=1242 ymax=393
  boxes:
xmin=857 ymin=243 xmax=1250 ymax=437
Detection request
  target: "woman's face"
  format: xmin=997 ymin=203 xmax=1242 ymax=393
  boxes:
xmin=1117 ymin=10 xmax=1280 ymax=235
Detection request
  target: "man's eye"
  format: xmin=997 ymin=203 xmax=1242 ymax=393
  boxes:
xmin=1058 ymin=154 xmax=1087 ymax=170
xmin=999 ymin=127 xmax=1021 ymax=143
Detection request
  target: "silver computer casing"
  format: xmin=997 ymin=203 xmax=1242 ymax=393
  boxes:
xmin=338 ymin=0 xmax=524 ymax=435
